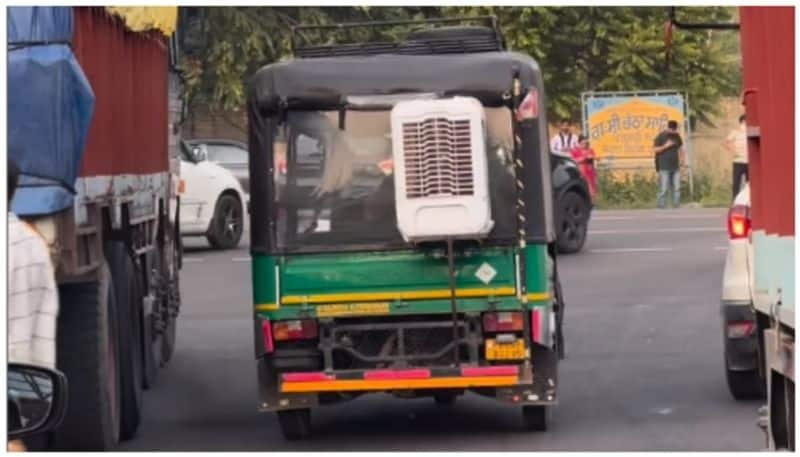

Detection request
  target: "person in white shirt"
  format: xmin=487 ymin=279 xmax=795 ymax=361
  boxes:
xmin=7 ymin=159 xmax=59 ymax=370
xmin=725 ymin=114 xmax=748 ymax=198
xmin=550 ymin=119 xmax=579 ymax=154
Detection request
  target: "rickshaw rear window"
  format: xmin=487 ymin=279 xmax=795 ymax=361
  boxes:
xmin=272 ymin=107 xmax=517 ymax=252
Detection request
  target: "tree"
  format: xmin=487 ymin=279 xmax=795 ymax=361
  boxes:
xmin=444 ymin=6 xmax=741 ymax=125
xmin=178 ymin=7 xmax=431 ymax=130
xmin=179 ymin=6 xmax=741 ymax=127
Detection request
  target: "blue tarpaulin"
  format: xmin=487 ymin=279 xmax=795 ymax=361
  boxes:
xmin=7 ymin=6 xmax=95 ymax=216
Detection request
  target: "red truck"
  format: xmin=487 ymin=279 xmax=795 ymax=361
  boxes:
xmin=739 ymin=7 xmax=795 ymax=451
xmin=669 ymin=5 xmax=794 ymax=450
xmin=8 ymin=7 xmax=183 ymax=450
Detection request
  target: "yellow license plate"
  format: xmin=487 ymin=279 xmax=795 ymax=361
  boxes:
xmin=485 ymin=339 xmax=526 ymax=360
xmin=316 ymin=302 xmax=391 ymax=318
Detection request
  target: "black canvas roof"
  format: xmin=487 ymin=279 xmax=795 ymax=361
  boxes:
xmin=248 ymin=51 xmax=545 ymax=113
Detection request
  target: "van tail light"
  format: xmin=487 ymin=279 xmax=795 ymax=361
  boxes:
xmin=727 ymin=320 xmax=755 ymax=339
xmin=727 ymin=205 xmax=751 ymax=240
xmin=273 ymin=319 xmax=318 ymax=341
xmin=483 ymin=312 xmax=524 ymax=332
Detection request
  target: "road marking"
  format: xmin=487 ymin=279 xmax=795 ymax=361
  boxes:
xmin=652 ymin=407 xmax=674 ymax=416
xmin=592 ymin=216 xmax=635 ymax=221
xmin=588 ymin=227 xmax=725 ymax=235
xmin=652 ymin=215 xmax=724 ymax=220
xmin=232 ymin=257 xmax=251 ymax=262
xmin=183 ymin=257 xmax=205 ymax=263
xmin=589 ymin=248 xmax=673 ymax=254
xmin=593 ymin=214 xmax=721 ymax=221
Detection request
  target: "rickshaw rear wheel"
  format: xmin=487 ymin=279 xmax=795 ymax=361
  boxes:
xmin=277 ymin=408 xmax=312 ymax=441
xmin=434 ymin=391 xmax=458 ymax=406
xmin=522 ymin=405 xmax=548 ymax=431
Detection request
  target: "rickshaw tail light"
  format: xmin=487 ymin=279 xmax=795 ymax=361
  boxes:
xmin=516 ymin=88 xmax=539 ymax=121
xmin=273 ymin=319 xmax=318 ymax=341
xmin=261 ymin=319 xmax=274 ymax=353
xmin=483 ymin=312 xmax=524 ymax=332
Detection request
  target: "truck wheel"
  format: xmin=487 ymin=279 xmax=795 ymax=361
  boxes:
xmin=556 ymin=191 xmax=588 ymax=254
xmin=161 ymin=309 xmax=177 ymax=365
xmin=206 ymin=194 xmax=243 ymax=250
xmin=161 ymin=241 xmax=180 ymax=364
xmin=106 ymin=242 xmax=144 ymax=440
xmin=142 ymin=314 xmax=161 ymax=388
xmin=54 ymin=264 xmax=121 ymax=450
xmin=522 ymin=405 xmax=548 ymax=431
xmin=277 ymin=409 xmax=312 ymax=441
xmin=725 ymin=361 xmax=766 ymax=400
xmin=142 ymin=250 xmax=162 ymax=389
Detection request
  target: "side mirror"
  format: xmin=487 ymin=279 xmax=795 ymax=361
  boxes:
xmin=7 ymin=363 xmax=68 ymax=440
xmin=191 ymin=146 xmax=207 ymax=163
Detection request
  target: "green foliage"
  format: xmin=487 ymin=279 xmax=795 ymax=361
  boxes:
xmin=594 ymin=170 xmax=659 ymax=209
xmin=593 ymin=168 xmax=731 ymax=209
xmin=180 ymin=6 xmax=741 ymax=126
xmin=443 ymin=6 xmax=741 ymax=124
xmin=179 ymin=7 xmax=435 ymax=115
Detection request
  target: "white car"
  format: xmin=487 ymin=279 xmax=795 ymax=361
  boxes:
xmin=178 ymin=141 xmax=247 ymax=249
xmin=720 ymin=183 xmax=765 ymax=399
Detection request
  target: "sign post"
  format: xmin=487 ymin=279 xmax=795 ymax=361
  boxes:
xmin=581 ymin=90 xmax=693 ymax=198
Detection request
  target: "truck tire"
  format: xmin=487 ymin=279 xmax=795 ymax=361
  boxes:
xmin=726 ymin=362 xmax=766 ymax=400
xmin=161 ymin=239 xmax=180 ymax=364
xmin=555 ymin=191 xmax=589 ymax=254
xmin=142 ymin=307 xmax=161 ymax=388
xmin=161 ymin=305 xmax=177 ymax=365
xmin=522 ymin=405 xmax=548 ymax=431
xmin=106 ymin=242 xmax=144 ymax=440
xmin=142 ymin=250 xmax=163 ymax=386
xmin=206 ymin=193 xmax=243 ymax=250
xmin=277 ymin=409 xmax=312 ymax=441
xmin=54 ymin=264 xmax=121 ymax=450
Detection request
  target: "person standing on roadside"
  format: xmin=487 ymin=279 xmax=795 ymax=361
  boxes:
xmin=569 ymin=134 xmax=598 ymax=202
xmin=550 ymin=119 xmax=579 ymax=154
xmin=726 ymin=114 xmax=748 ymax=198
xmin=652 ymin=120 xmax=684 ymax=209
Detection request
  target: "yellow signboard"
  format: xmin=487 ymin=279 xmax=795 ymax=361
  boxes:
xmin=585 ymin=95 xmax=685 ymax=161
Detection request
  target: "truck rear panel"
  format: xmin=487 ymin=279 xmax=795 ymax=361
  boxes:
xmin=72 ymin=7 xmax=169 ymax=177
xmin=740 ymin=6 xmax=794 ymax=450
xmin=740 ymin=6 xmax=795 ymax=322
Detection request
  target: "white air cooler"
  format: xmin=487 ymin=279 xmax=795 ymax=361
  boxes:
xmin=391 ymin=97 xmax=493 ymax=242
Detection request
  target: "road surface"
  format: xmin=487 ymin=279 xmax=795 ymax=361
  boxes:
xmin=122 ymin=208 xmax=765 ymax=451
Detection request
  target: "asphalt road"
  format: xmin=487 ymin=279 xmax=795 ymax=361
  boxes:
xmin=121 ymin=208 xmax=766 ymax=451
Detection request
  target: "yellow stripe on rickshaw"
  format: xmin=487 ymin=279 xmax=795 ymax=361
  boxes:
xmin=281 ymin=287 xmax=517 ymax=305
xmin=254 ymin=291 xmax=550 ymax=311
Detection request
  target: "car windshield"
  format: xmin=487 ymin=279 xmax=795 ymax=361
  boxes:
xmin=272 ymin=106 xmax=517 ymax=252
xmin=205 ymin=144 xmax=247 ymax=164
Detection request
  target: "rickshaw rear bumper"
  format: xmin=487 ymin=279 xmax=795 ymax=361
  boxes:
xmin=257 ymin=359 xmax=558 ymax=412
